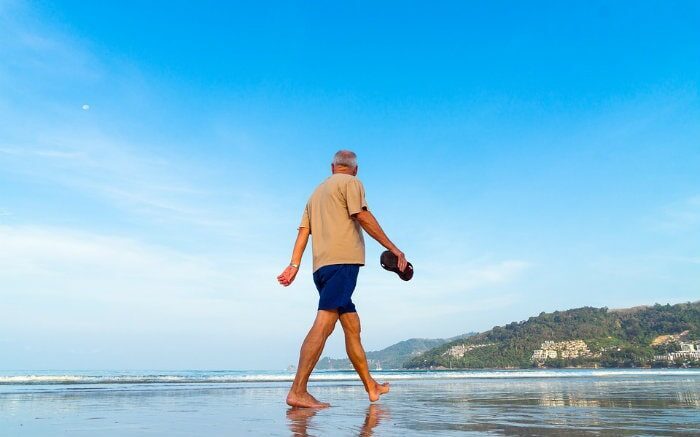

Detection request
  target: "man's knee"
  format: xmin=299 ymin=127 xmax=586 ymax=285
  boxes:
xmin=340 ymin=313 xmax=361 ymax=336
xmin=314 ymin=310 xmax=339 ymax=337
xmin=323 ymin=321 xmax=336 ymax=337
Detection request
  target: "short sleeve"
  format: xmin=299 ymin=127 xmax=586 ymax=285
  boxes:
xmin=299 ymin=205 xmax=311 ymax=232
xmin=346 ymin=178 xmax=369 ymax=216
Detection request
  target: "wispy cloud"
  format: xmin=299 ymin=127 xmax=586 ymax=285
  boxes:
xmin=0 ymin=1 xmax=99 ymax=83
xmin=0 ymin=222 xmax=320 ymax=368
xmin=0 ymin=225 xmax=234 ymax=301
xmin=0 ymin=224 xmax=307 ymax=332
xmin=0 ymin=146 xmax=83 ymax=159
xmin=411 ymin=258 xmax=530 ymax=297
xmin=0 ymin=4 xmax=266 ymax=238
xmin=0 ymin=4 xmax=314 ymax=368
xmin=347 ymin=256 xmax=531 ymax=340
xmin=0 ymin=28 xmax=280 ymax=241
xmin=649 ymin=195 xmax=700 ymax=233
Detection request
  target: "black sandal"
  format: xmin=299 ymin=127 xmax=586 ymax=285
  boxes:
xmin=380 ymin=251 xmax=414 ymax=281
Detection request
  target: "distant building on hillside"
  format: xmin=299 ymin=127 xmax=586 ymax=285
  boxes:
xmin=531 ymin=340 xmax=594 ymax=363
xmin=531 ymin=349 xmax=557 ymax=360
xmin=443 ymin=343 xmax=494 ymax=358
xmin=654 ymin=342 xmax=700 ymax=362
xmin=681 ymin=343 xmax=696 ymax=352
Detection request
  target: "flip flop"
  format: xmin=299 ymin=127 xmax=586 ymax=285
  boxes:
xmin=380 ymin=251 xmax=414 ymax=281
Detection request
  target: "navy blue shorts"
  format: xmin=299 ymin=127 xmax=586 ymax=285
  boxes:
xmin=313 ymin=264 xmax=360 ymax=314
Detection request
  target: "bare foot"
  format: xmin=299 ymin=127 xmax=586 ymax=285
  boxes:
xmin=286 ymin=391 xmax=331 ymax=408
xmin=367 ymin=380 xmax=390 ymax=402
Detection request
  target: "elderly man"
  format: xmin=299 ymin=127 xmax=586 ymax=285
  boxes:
xmin=277 ymin=150 xmax=408 ymax=408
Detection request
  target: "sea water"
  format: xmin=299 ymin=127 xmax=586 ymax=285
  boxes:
xmin=1 ymin=369 xmax=698 ymax=435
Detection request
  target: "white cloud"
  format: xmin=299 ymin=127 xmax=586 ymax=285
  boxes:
xmin=0 ymin=225 xmax=229 ymax=300
xmin=321 ymin=255 xmax=531 ymax=327
xmin=0 ymin=223 xmax=325 ymax=368
xmin=0 ymin=225 xmax=301 ymax=326
xmin=0 ymin=4 xmax=268 ymax=238
xmin=0 ymin=124 xmax=284 ymax=242
xmin=678 ymin=257 xmax=700 ymax=265
xmin=650 ymin=195 xmax=700 ymax=233
xmin=0 ymin=2 xmax=99 ymax=82
xmin=0 ymin=222 xmax=534 ymax=366
xmin=7 ymin=228 xmax=319 ymax=365
xmin=326 ymin=256 xmax=531 ymax=348
xmin=461 ymin=260 xmax=530 ymax=285
xmin=0 ymin=6 xmax=316 ymax=368
xmin=407 ymin=258 xmax=530 ymax=297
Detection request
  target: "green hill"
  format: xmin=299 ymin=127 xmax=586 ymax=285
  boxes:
xmin=316 ymin=333 xmax=475 ymax=370
xmin=404 ymin=302 xmax=700 ymax=369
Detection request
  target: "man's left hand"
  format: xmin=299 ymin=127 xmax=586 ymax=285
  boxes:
xmin=277 ymin=265 xmax=299 ymax=287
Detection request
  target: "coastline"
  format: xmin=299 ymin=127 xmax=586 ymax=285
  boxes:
xmin=2 ymin=369 xmax=698 ymax=436
xmin=2 ymin=367 xmax=699 ymax=387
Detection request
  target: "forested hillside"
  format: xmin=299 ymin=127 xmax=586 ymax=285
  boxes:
xmin=404 ymin=302 xmax=700 ymax=369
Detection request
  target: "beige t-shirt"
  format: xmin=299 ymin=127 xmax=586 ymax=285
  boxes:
xmin=300 ymin=173 xmax=368 ymax=272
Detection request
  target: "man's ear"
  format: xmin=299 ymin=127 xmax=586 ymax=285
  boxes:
xmin=353 ymin=166 xmax=358 ymax=176
xmin=331 ymin=164 xmax=336 ymax=174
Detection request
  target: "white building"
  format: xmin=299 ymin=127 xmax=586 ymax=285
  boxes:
xmin=681 ymin=343 xmax=697 ymax=352
xmin=654 ymin=343 xmax=700 ymax=363
xmin=443 ymin=343 xmax=494 ymax=358
xmin=531 ymin=340 xmax=593 ymax=362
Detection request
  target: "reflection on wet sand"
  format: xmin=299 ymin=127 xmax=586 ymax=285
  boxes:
xmin=390 ymin=378 xmax=700 ymax=435
xmin=287 ymin=407 xmax=319 ymax=437
xmin=287 ymin=404 xmax=389 ymax=437
xmin=538 ymin=393 xmax=601 ymax=408
xmin=359 ymin=404 xmax=389 ymax=437
xmin=1 ymin=373 xmax=698 ymax=435
xmin=677 ymin=390 xmax=700 ymax=408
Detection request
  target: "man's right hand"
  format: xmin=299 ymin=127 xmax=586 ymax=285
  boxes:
xmin=277 ymin=265 xmax=299 ymax=287
xmin=392 ymin=248 xmax=408 ymax=272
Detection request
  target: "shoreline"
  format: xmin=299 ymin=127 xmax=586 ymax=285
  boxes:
xmin=2 ymin=368 xmax=699 ymax=388
xmin=2 ymin=370 xmax=698 ymax=436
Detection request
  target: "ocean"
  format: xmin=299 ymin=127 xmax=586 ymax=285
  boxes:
xmin=1 ymin=369 xmax=698 ymax=435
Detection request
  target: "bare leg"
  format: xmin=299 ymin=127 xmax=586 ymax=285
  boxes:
xmin=339 ymin=312 xmax=390 ymax=402
xmin=287 ymin=310 xmax=339 ymax=408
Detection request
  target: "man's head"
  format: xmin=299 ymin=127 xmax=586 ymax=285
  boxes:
xmin=331 ymin=150 xmax=358 ymax=176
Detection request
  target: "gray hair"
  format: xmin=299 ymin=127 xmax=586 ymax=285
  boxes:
xmin=332 ymin=150 xmax=358 ymax=168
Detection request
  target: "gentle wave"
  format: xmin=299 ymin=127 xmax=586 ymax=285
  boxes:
xmin=1 ymin=369 xmax=699 ymax=385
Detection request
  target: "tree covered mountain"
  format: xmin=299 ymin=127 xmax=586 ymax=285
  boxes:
xmin=316 ymin=333 xmax=475 ymax=370
xmin=404 ymin=302 xmax=700 ymax=369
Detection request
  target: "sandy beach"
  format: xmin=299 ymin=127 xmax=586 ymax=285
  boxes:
xmin=1 ymin=369 xmax=699 ymax=436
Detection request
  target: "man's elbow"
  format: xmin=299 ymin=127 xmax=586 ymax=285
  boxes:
xmin=352 ymin=209 xmax=371 ymax=225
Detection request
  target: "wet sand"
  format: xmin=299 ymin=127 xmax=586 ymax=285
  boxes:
xmin=1 ymin=372 xmax=699 ymax=435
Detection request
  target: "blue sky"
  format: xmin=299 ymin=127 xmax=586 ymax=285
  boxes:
xmin=1 ymin=0 xmax=698 ymax=370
